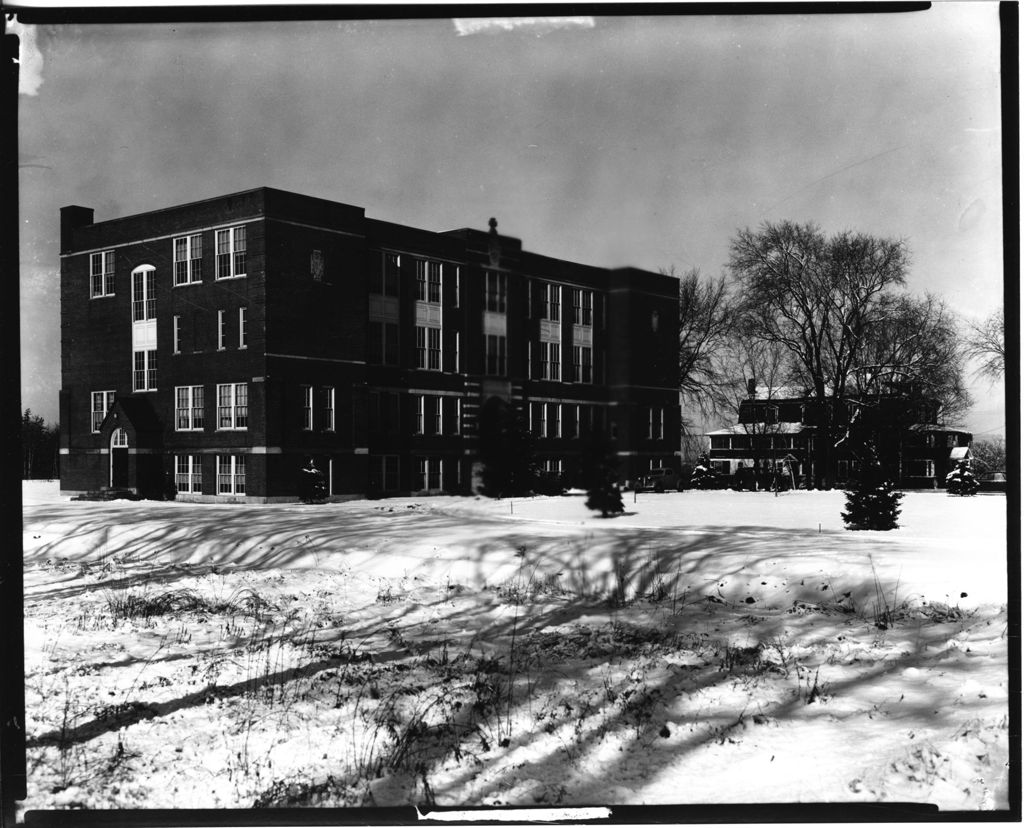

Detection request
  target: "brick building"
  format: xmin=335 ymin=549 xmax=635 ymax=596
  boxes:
xmin=59 ymin=188 xmax=680 ymax=501
xmin=706 ymin=384 xmax=972 ymax=489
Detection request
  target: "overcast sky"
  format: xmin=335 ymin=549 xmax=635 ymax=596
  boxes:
xmin=15 ymin=5 xmax=1006 ymax=436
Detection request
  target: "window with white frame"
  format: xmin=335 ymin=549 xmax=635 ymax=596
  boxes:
xmin=131 ymin=266 xmax=156 ymax=322
xmin=454 ymin=331 xmax=460 ymax=373
xmin=239 ymin=307 xmax=248 ymax=348
xmin=217 ymin=310 xmax=226 ymax=350
xmin=542 ymin=459 xmax=563 ymax=475
xmin=217 ymin=454 xmax=246 ymax=495
xmin=90 ymin=251 xmax=115 ymax=298
xmin=485 ymin=334 xmax=507 ymax=376
xmin=572 ymin=346 xmax=593 ymax=383
xmin=414 ymin=395 xmax=425 ymax=435
xmin=541 ymin=341 xmax=561 ymax=381
xmin=173 ymin=234 xmax=203 ymax=285
xmin=542 ymin=283 xmax=561 ymax=321
xmin=415 ymin=326 xmax=442 ymax=371
xmin=416 ymin=457 xmax=442 ymax=491
xmin=564 ymin=404 xmax=579 ymax=439
xmin=301 ymin=385 xmax=313 ymax=430
xmin=321 ymin=386 xmax=335 ymax=431
xmin=173 ymin=315 xmax=181 ymax=353
xmin=175 ymin=385 xmax=205 ymax=430
xmin=427 ymin=396 xmax=442 ymax=435
xmin=368 ymin=321 xmax=399 ymax=365
xmin=91 ymin=390 xmax=115 ymax=432
xmin=133 ymin=350 xmax=157 ymax=392
xmin=217 ymin=383 xmax=248 ymax=429
xmin=416 ymin=260 xmax=442 ymax=303
xmin=648 ymin=407 xmax=664 ymax=440
xmin=444 ymin=396 xmax=461 ymax=435
xmin=453 ymin=266 xmax=460 ymax=307
xmin=215 ymin=226 xmax=247 ymax=279
xmin=175 ymin=454 xmax=203 ymax=494
xmin=485 ymin=271 xmax=507 ymax=313
xmin=571 ymin=288 xmax=593 ymax=326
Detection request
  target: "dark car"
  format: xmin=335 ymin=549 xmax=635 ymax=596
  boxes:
xmin=635 ymin=467 xmax=684 ymax=492
xmin=978 ymin=472 xmax=1007 ymax=493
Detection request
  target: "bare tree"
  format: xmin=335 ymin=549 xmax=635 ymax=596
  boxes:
xmin=729 ymin=221 xmax=909 ymax=487
xmin=670 ymin=266 xmax=736 ymax=418
xmin=965 ymin=307 xmax=1004 ymax=381
xmin=971 ymin=436 xmax=1006 ymax=473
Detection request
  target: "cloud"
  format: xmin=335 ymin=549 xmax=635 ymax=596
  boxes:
xmin=453 ymin=17 xmax=595 ymax=37
xmin=8 ymin=18 xmax=44 ymax=95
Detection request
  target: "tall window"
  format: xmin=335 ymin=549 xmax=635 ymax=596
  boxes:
xmin=415 ymin=326 xmax=441 ymax=371
xmin=133 ymin=350 xmax=157 ymax=392
xmin=572 ymin=346 xmax=593 ymax=383
xmin=321 ymin=386 xmax=335 ymax=431
xmin=454 ymin=331 xmax=460 ymax=373
xmin=444 ymin=397 xmax=461 ymax=435
xmin=416 ymin=260 xmax=442 ymax=303
xmin=90 ymin=251 xmax=115 ymax=298
xmin=131 ymin=266 xmax=156 ymax=321
xmin=414 ymin=395 xmax=425 ymax=435
xmin=373 ymin=253 xmax=401 ymax=296
xmin=542 ymin=283 xmax=561 ymax=321
xmin=91 ymin=390 xmax=115 ymax=432
xmin=416 ymin=457 xmax=442 ymax=491
xmin=427 ymin=396 xmax=442 ymax=435
xmin=485 ymin=271 xmax=507 ymax=313
xmin=648 ymin=407 xmax=664 ymax=440
xmin=485 ymin=334 xmax=507 ymax=376
xmin=310 ymin=249 xmax=324 ymax=282
xmin=368 ymin=321 xmax=399 ymax=365
xmin=239 ymin=307 xmax=248 ymax=348
xmin=541 ymin=342 xmax=561 ymax=381
xmin=217 ymin=455 xmax=246 ymax=495
xmin=217 ymin=383 xmax=248 ymax=429
xmin=565 ymin=405 xmax=579 ymax=439
xmin=453 ymin=266 xmax=460 ymax=307
xmin=173 ymin=234 xmax=203 ymax=285
xmin=175 ymin=385 xmax=205 ymax=430
xmin=217 ymin=310 xmax=226 ymax=350
xmin=173 ymin=315 xmax=181 ymax=353
xmin=572 ymin=289 xmax=593 ymax=326
xmin=215 ymin=226 xmax=247 ymax=279
xmin=175 ymin=454 xmax=203 ymax=494
xmin=548 ymin=403 xmax=561 ymax=438
xmin=301 ymin=385 xmax=313 ymax=430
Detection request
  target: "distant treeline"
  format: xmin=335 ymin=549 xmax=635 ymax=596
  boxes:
xmin=23 ymin=409 xmax=59 ymax=480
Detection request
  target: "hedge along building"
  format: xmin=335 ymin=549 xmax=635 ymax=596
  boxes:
xmin=59 ymin=188 xmax=681 ymax=502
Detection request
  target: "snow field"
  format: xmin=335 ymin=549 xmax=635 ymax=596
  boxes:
xmin=20 ymin=481 xmax=1011 ymax=812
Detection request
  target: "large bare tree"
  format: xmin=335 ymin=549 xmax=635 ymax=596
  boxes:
xmin=965 ymin=307 xmax=1005 ymax=381
xmin=728 ymin=221 xmax=910 ymax=487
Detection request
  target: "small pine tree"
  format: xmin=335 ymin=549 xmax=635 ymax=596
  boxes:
xmin=841 ymin=464 xmax=904 ymax=530
xmin=583 ymin=430 xmax=624 ymax=517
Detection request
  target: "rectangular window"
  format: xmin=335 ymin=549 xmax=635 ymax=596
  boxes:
xmin=414 ymin=395 xmax=425 ymax=435
xmin=648 ymin=407 xmax=664 ymax=440
xmin=133 ymin=350 xmax=157 ymax=392
xmin=454 ymin=331 xmax=460 ymax=373
xmin=215 ymin=226 xmax=247 ymax=279
xmin=416 ymin=260 xmax=427 ymax=301
xmin=311 ymin=249 xmax=324 ymax=282
xmin=370 ymin=455 xmax=401 ymax=492
xmin=542 ymin=342 xmax=561 ymax=381
xmin=217 ymin=309 xmax=226 ymax=350
xmin=542 ymin=283 xmax=561 ymax=321
xmin=416 ymin=457 xmax=443 ymax=491
xmin=565 ymin=405 xmax=579 ymax=439
xmin=415 ymin=260 xmax=442 ymax=303
xmin=572 ymin=289 xmax=593 ymax=326
xmin=217 ymin=454 xmax=246 ymax=495
xmin=369 ymin=321 xmax=399 ymax=365
xmin=217 ymin=383 xmax=248 ymax=429
xmin=453 ymin=266 xmax=460 ymax=307
xmin=572 ymin=346 xmax=593 ymax=383
xmin=175 ymin=454 xmax=203 ymax=494
xmin=301 ymin=385 xmax=313 ymax=430
xmin=131 ymin=268 xmax=156 ymax=322
xmin=175 ymin=385 xmax=205 ymax=430
xmin=485 ymin=271 xmax=507 ymax=313
xmin=239 ymin=307 xmax=248 ymax=349
xmin=485 ymin=334 xmax=507 ymax=376
xmin=321 ymin=387 xmax=335 ymax=431
xmin=91 ymin=390 xmax=115 ymax=432
xmin=427 ymin=396 xmax=442 ymax=435
xmin=173 ymin=315 xmax=181 ymax=353
xmin=444 ymin=396 xmax=461 ymax=435
xmin=377 ymin=253 xmax=400 ymax=296
xmin=427 ymin=327 xmax=441 ymax=370
xmin=173 ymin=234 xmax=203 ymax=285
xmin=90 ymin=251 xmax=115 ymax=298
xmin=547 ymin=403 xmax=561 ymax=438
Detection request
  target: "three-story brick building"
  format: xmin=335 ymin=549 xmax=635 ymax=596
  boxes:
xmin=59 ymin=188 xmax=680 ymax=501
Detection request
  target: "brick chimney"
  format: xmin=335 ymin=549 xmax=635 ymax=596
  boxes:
xmin=60 ymin=205 xmax=94 ymax=254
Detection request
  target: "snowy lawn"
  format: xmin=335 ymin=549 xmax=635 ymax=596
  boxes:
xmin=21 ymin=481 xmax=1010 ymax=812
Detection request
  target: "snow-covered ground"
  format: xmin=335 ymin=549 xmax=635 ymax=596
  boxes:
xmin=21 ymin=481 xmax=1011 ymax=813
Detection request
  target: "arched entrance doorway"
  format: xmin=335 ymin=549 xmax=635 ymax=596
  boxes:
xmin=110 ymin=428 xmax=129 ymax=488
